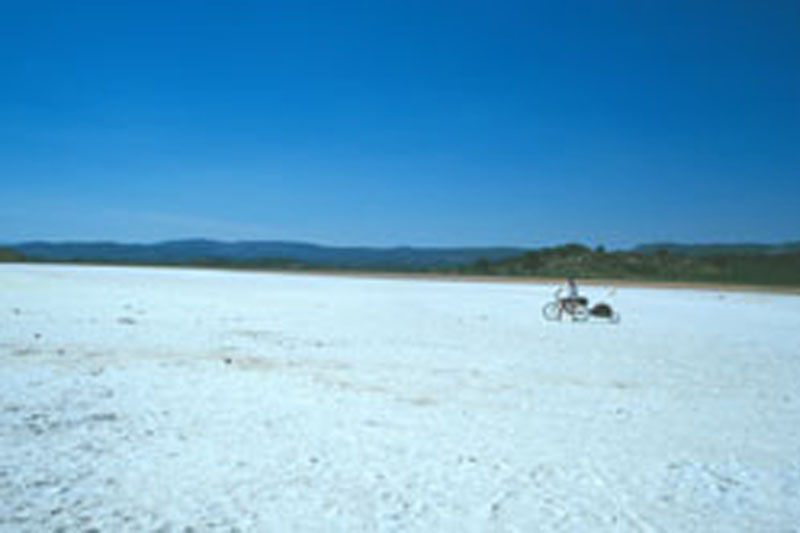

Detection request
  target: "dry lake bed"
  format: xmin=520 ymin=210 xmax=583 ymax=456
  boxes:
xmin=2 ymin=264 xmax=799 ymax=532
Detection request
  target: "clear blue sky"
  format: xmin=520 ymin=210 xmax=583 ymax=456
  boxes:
xmin=2 ymin=1 xmax=798 ymax=248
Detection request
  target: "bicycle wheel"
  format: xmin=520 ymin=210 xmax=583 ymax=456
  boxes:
xmin=572 ymin=304 xmax=590 ymax=322
xmin=542 ymin=301 xmax=562 ymax=321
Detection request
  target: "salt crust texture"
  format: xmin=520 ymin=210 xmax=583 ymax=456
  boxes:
xmin=1 ymin=264 xmax=799 ymax=532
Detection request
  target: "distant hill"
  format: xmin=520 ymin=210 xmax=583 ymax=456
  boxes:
xmin=472 ymin=243 xmax=800 ymax=287
xmin=634 ymin=242 xmax=800 ymax=256
xmin=10 ymin=239 xmax=525 ymax=270
xmin=0 ymin=246 xmax=25 ymax=262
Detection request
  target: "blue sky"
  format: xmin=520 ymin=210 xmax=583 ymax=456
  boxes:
xmin=1 ymin=1 xmax=798 ymax=248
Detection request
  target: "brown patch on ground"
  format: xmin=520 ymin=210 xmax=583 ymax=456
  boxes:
xmin=218 ymin=355 xmax=352 ymax=374
xmin=313 ymin=374 xmax=390 ymax=394
xmin=402 ymin=395 xmax=438 ymax=406
xmin=244 ymin=270 xmax=800 ymax=296
xmin=25 ymin=262 xmax=799 ymax=295
xmin=220 ymin=356 xmax=280 ymax=371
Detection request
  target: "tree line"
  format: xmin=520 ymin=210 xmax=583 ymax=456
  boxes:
xmin=3 ymin=244 xmax=799 ymax=287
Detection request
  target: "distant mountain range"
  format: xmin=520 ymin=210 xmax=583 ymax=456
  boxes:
xmin=9 ymin=239 xmax=526 ymax=269
xmin=5 ymin=239 xmax=800 ymax=272
xmin=4 ymin=239 xmax=800 ymax=286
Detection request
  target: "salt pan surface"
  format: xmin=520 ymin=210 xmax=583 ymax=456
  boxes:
xmin=1 ymin=264 xmax=799 ymax=531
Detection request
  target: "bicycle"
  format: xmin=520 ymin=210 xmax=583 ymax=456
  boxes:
xmin=542 ymin=296 xmax=590 ymax=322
